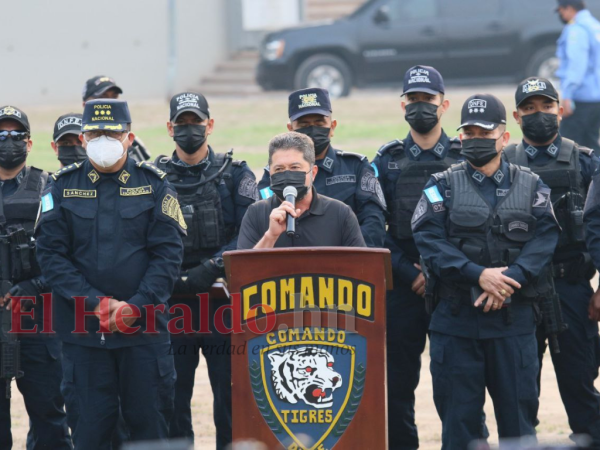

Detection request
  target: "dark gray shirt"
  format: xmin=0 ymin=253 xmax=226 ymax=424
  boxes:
xmin=237 ymin=189 xmax=366 ymax=249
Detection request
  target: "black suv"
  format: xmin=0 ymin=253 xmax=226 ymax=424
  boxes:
xmin=257 ymin=0 xmax=600 ymax=97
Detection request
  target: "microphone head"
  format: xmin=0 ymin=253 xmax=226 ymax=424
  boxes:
xmin=283 ymin=186 xmax=298 ymax=198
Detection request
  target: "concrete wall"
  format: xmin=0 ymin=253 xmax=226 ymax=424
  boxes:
xmin=0 ymin=0 xmax=228 ymax=106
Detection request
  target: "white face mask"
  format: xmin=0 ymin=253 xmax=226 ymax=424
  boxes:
xmin=85 ymin=134 xmax=128 ymax=168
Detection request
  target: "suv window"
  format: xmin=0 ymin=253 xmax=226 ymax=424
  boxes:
xmin=384 ymin=0 xmax=438 ymax=21
xmin=441 ymin=0 xmax=501 ymax=17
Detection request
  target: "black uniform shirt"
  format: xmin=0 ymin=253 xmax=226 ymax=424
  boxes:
xmin=237 ymin=188 xmax=366 ymax=249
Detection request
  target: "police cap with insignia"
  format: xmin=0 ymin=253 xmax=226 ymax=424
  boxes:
xmin=402 ymin=65 xmax=445 ymax=96
xmin=170 ymin=92 xmax=209 ymax=121
xmin=0 ymin=105 xmax=30 ymax=132
xmin=82 ymin=76 xmax=123 ymax=102
xmin=53 ymin=113 xmax=83 ymax=141
xmin=458 ymin=94 xmax=506 ymax=131
xmin=288 ymin=87 xmax=332 ymax=121
xmin=515 ymin=77 xmax=559 ymax=107
xmin=82 ymin=99 xmax=131 ymax=132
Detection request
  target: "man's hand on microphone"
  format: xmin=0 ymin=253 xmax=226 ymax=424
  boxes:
xmin=255 ymin=202 xmax=301 ymax=248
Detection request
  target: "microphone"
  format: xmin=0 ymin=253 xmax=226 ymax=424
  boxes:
xmin=283 ymin=186 xmax=298 ymax=238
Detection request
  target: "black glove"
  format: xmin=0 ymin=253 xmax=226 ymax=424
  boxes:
xmin=9 ymin=279 xmax=43 ymax=311
xmin=186 ymin=260 xmax=223 ymax=294
xmin=172 ymin=277 xmax=190 ymax=295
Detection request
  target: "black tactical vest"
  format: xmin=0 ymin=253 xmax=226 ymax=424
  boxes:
xmin=444 ymin=162 xmax=540 ymax=297
xmin=389 ymin=140 xmax=462 ymax=240
xmin=504 ymin=139 xmax=589 ymax=252
xmin=2 ymin=167 xmax=48 ymax=282
xmin=156 ymin=152 xmax=235 ymax=267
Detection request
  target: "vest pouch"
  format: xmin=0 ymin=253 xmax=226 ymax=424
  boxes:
xmin=180 ymin=204 xmax=197 ymax=253
xmin=500 ymin=212 xmax=536 ymax=243
xmin=568 ymin=192 xmax=585 ymax=244
xmin=195 ymin=200 xmax=222 ymax=249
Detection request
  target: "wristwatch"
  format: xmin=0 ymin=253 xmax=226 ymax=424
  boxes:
xmin=212 ymin=257 xmax=225 ymax=272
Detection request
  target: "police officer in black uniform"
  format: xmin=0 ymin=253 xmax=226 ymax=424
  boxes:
xmin=413 ymin=94 xmax=560 ymax=448
xmin=506 ymin=77 xmax=600 ymax=446
xmin=36 ymin=99 xmax=185 ymax=448
xmin=51 ymin=113 xmax=87 ymax=168
xmin=0 ymin=106 xmax=71 ymax=449
xmin=82 ymin=76 xmax=151 ymax=162
xmin=256 ymin=87 xmax=386 ymax=247
xmin=154 ymin=92 xmax=258 ymax=449
xmin=371 ymin=65 xmax=462 ymax=449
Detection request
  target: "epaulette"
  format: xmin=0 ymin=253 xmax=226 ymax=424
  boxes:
xmin=51 ymin=162 xmax=83 ymax=181
xmin=231 ymin=160 xmax=246 ymax=167
xmin=335 ymin=150 xmax=367 ymax=161
xmin=432 ymin=172 xmax=446 ymax=182
xmin=449 ymin=136 xmax=462 ymax=150
xmin=376 ymin=139 xmax=404 ymax=157
xmin=137 ymin=161 xmax=167 ymax=179
xmin=579 ymin=146 xmax=594 ymax=157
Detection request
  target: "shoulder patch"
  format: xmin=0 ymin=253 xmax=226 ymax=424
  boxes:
xmin=336 ymin=150 xmax=367 ymax=162
xmin=370 ymin=162 xmax=379 ymax=178
xmin=424 ymin=186 xmax=444 ymax=204
xmin=162 ymin=193 xmax=187 ymax=229
xmin=137 ymin=161 xmax=167 ymax=179
xmin=376 ymin=139 xmax=404 ymax=157
xmin=260 ymin=187 xmax=274 ymax=199
xmin=51 ymin=162 xmax=83 ymax=181
xmin=238 ymin=175 xmax=259 ymax=200
xmin=41 ymin=193 xmax=54 ymax=212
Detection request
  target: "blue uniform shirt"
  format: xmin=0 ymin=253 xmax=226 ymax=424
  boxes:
xmin=413 ymin=161 xmax=560 ymax=339
xmin=257 ymin=145 xmax=386 ymax=248
xmin=372 ymin=130 xmax=462 ymax=285
xmin=557 ymin=9 xmax=600 ymax=102
xmin=35 ymin=158 xmax=185 ymax=348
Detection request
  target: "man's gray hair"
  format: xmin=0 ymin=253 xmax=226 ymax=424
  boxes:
xmin=268 ymin=131 xmax=315 ymax=166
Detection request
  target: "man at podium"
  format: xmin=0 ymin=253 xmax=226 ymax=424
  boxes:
xmin=237 ymin=132 xmax=365 ymax=249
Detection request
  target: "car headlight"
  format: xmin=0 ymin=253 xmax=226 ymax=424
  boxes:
xmin=263 ymin=39 xmax=285 ymax=61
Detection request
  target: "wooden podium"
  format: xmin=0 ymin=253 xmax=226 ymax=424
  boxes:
xmin=223 ymin=247 xmax=392 ymax=450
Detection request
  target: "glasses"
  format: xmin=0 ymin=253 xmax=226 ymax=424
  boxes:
xmin=83 ymin=130 xmax=127 ymax=140
xmin=0 ymin=131 xmax=29 ymax=142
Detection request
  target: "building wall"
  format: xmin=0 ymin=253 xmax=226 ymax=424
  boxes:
xmin=0 ymin=0 xmax=228 ymax=105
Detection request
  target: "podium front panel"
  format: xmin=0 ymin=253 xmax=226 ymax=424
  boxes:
xmin=224 ymin=247 xmax=391 ymax=450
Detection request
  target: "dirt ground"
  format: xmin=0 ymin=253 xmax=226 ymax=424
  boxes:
xmin=6 ymin=87 xmax=599 ymax=448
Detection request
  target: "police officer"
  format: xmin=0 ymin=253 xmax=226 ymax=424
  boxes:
xmin=155 ymin=92 xmax=258 ymax=448
xmin=371 ymin=65 xmax=462 ymax=449
xmin=51 ymin=113 xmax=87 ymax=168
xmin=556 ymin=0 xmax=600 ymax=154
xmin=82 ymin=75 xmax=151 ymax=162
xmin=413 ymin=94 xmax=560 ymax=448
xmin=506 ymin=77 xmax=600 ymax=446
xmin=0 ymin=106 xmax=71 ymax=449
xmin=36 ymin=99 xmax=185 ymax=448
xmin=256 ymin=87 xmax=386 ymax=247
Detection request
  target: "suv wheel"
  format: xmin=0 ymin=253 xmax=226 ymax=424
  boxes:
xmin=526 ymin=44 xmax=560 ymax=86
xmin=294 ymin=54 xmax=352 ymax=98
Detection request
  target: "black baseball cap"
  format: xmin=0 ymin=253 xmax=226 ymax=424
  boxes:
xmin=288 ymin=88 xmax=332 ymax=121
xmin=53 ymin=113 xmax=83 ymax=141
xmin=82 ymin=76 xmax=123 ymax=102
xmin=403 ymin=65 xmax=445 ymax=96
xmin=170 ymin=92 xmax=209 ymax=121
xmin=82 ymin=99 xmax=131 ymax=132
xmin=0 ymin=106 xmax=30 ymax=132
xmin=458 ymin=94 xmax=507 ymax=131
xmin=556 ymin=0 xmax=585 ymax=11
xmin=515 ymin=77 xmax=559 ymax=107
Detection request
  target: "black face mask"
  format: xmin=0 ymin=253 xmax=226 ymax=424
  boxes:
xmin=405 ymin=102 xmax=440 ymax=134
xmin=173 ymin=124 xmax=207 ymax=154
xmin=270 ymin=170 xmax=310 ymax=201
xmin=57 ymin=145 xmax=87 ymax=166
xmin=521 ymin=112 xmax=559 ymax=144
xmin=460 ymin=137 xmax=502 ymax=168
xmin=295 ymin=126 xmax=331 ymax=155
xmin=0 ymin=139 xmax=27 ymax=170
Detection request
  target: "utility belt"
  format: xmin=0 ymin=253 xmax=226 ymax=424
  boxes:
xmin=552 ymin=253 xmax=595 ymax=281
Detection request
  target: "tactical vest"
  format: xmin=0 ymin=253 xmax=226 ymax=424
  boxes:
xmin=444 ymin=162 xmax=540 ymax=298
xmin=504 ymin=139 xmax=589 ymax=253
xmin=388 ymin=140 xmax=462 ymax=240
xmin=1 ymin=167 xmax=48 ymax=282
xmin=156 ymin=152 xmax=235 ymax=267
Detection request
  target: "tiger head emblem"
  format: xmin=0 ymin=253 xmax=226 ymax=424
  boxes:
xmin=268 ymin=346 xmax=343 ymax=409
